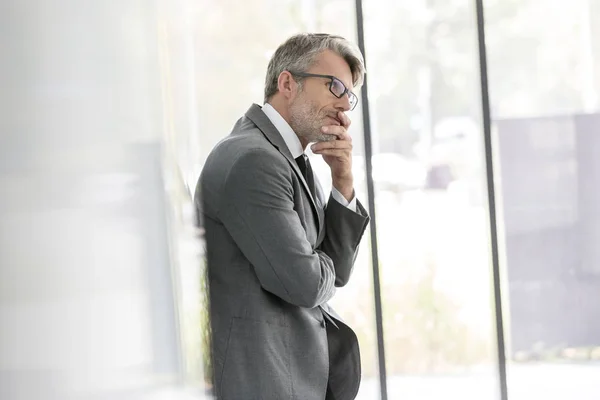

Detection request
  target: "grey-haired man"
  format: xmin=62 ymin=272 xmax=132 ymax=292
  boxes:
xmin=196 ymin=33 xmax=369 ymax=400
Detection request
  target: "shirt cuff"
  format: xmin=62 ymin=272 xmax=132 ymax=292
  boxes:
xmin=331 ymin=187 xmax=357 ymax=212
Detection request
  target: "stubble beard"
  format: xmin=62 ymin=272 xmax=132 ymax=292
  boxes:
xmin=289 ymin=97 xmax=336 ymax=144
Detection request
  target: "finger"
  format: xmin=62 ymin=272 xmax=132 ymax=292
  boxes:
xmin=313 ymin=148 xmax=353 ymax=158
xmin=312 ymin=149 xmax=352 ymax=158
xmin=311 ymin=139 xmax=352 ymax=152
xmin=321 ymin=125 xmax=352 ymax=141
xmin=338 ymin=111 xmax=351 ymax=128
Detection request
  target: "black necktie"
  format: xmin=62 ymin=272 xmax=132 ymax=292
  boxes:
xmin=295 ymin=154 xmax=317 ymax=200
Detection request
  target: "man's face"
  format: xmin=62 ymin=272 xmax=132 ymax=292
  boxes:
xmin=288 ymin=50 xmax=354 ymax=144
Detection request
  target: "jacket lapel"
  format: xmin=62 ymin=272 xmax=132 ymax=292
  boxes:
xmin=245 ymin=104 xmax=324 ymax=233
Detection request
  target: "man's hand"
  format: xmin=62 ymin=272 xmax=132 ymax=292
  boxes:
xmin=311 ymin=111 xmax=354 ymax=201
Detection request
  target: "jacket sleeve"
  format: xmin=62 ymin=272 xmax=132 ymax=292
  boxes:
xmin=218 ymin=148 xmax=336 ymax=308
xmin=320 ymin=195 xmax=370 ymax=287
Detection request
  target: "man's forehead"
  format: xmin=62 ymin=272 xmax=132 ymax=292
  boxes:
xmin=308 ymin=51 xmax=354 ymax=89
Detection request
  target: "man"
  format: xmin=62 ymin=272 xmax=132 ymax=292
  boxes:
xmin=195 ymin=33 xmax=369 ymax=400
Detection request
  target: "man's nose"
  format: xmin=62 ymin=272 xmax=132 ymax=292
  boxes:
xmin=335 ymin=94 xmax=351 ymax=112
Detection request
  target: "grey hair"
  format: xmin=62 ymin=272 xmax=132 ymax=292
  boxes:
xmin=263 ymin=33 xmax=365 ymax=103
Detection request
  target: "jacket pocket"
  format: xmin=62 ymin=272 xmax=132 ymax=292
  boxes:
xmin=220 ymin=317 xmax=292 ymax=400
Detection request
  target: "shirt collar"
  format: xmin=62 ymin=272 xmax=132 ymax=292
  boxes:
xmin=261 ymin=103 xmax=304 ymax=159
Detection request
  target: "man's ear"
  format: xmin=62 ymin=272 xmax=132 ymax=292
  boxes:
xmin=277 ymin=71 xmax=297 ymax=100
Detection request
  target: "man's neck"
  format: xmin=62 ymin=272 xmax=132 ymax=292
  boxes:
xmin=266 ymin=99 xmax=290 ymax=125
xmin=265 ymin=100 xmax=308 ymax=150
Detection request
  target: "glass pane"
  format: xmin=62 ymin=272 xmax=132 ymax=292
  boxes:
xmin=194 ymin=0 xmax=380 ymax=397
xmin=0 ymin=1 xmax=212 ymax=398
xmin=156 ymin=0 xmax=214 ymax=393
xmin=361 ymin=1 xmax=501 ymax=398
xmin=485 ymin=0 xmax=600 ymax=398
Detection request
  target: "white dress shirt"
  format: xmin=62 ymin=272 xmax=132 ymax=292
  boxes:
xmin=261 ymin=103 xmax=357 ymax=212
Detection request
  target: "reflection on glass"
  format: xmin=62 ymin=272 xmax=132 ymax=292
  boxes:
xmin=156 ymin=0 xmax=214 ymax=394
xmin=486 ymin=0 xmax=600 ymax=398
xmin=361 ymin=1 xmax=499 ymax=398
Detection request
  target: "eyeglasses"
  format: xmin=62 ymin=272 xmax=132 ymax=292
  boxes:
xmin=289 ymin=71 xmax=358 ymax=111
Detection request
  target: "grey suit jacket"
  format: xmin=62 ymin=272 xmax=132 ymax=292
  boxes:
xmin=195 ymin=104 xmax=370 ymax=400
